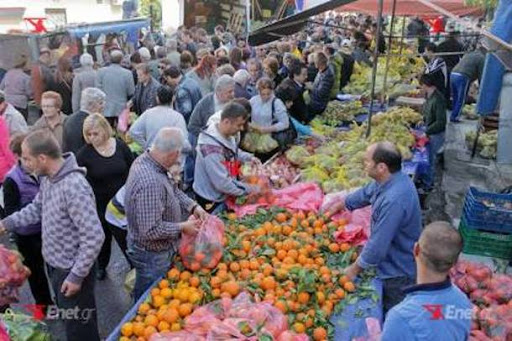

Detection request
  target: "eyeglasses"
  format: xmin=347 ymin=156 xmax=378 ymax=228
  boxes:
xmin=41 ymin=105 xmax=56 ymax=109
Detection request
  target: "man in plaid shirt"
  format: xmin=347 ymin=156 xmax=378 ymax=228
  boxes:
xmin=125 ymin=127 xmax=207 ymax=300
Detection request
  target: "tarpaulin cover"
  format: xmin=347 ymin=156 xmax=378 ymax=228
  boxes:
xmin=248 ymin=0 xmax=357 ymax=46
xmin=339 ymin=0 xmax=483 ymax=19
xmin=66 ymin=18 xmax=149 ymax=44
xmin=477 ymin=1 xmax=512 ymax=116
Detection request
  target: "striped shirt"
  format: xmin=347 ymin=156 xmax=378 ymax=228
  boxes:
xmin=124 ymin=152 xmax=196 ymax=252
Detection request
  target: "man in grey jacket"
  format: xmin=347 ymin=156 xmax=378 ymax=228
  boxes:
xmin=185 ymin=75 xmax=235 ymax=189
xmin=193 ymin=102 xmax=259 ymax=214
xmin=71 ymin=53 xmax=97 ymax=113
xmin=96 ymin=50 xmax=135 ymax=127
xmin=0 ymin=130 xmax=104 ymax=340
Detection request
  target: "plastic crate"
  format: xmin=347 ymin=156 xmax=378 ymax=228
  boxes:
xmin=459 ymin=219 xmax=512 ymax=260
xmin=462 ymin=187 xmax=512 ymax=233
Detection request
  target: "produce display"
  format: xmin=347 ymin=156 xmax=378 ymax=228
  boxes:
xmin=242 ymin=132 xmax=279 ymax=153
xmin=286 ymin=107 xmax=419 ymax=193
xmin=0 ymin=310 xmax=50 ymax=341
xmin=316 ymin=101 xmax=367 ymax=126
xmin=465 ymin=130 xmax=498 ymax=159
xmin=119 ymin=208 xmax=376 ymax=341
xmin=450 ymin=260 xmax=512 ymax=340
xmin=345 ymin=54 xmax=423 ymax=98
xmin=240 ymin=156 xmax=300 ymax=189
xmin=0 ymin=245 xmax=31 ymax=305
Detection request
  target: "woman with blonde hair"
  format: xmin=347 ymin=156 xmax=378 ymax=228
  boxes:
xmin=76 ymin=113 xmax=134 ymax=280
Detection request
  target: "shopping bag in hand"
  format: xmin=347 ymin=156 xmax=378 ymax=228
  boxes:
xmin=179 ymin=215 xmax=225 ymax=271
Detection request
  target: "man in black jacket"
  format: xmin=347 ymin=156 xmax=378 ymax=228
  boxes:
xmin=307 ymin=52 xmax=334 ymax=119
xmin=62 ymin=88 xmax=106 ymax=154
xmin=280 ymin=61 xmax=309 ymax=124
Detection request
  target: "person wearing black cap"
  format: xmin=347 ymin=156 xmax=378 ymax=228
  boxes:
xmin=163 ymin=66 xmax=202 ymax=123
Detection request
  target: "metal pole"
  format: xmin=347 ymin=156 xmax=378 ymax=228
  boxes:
xmin=365 ymin=0 xmax=384 ymax=138
xmin=399 ymin=16 xmax=406 ymax=55
xmin=381 ymin=0 xmax=397 ymax=104
xmin=246 ymin=0 xmax=251 ymax=36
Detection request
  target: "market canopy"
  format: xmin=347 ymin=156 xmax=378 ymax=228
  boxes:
xmin=339 ymin=0 xmax=484 ymax=19
xmin=248 ymin=0 xmax=358 ymax=46
xmin=66 ymin=18 xmax=150 ymax=44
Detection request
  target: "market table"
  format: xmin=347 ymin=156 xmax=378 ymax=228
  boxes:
xmin=330 ymin=277 xmax=383 ymax=340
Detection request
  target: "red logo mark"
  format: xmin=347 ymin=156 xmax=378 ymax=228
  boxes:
xmin=18 ymin=304 xmax=46 ymax=321
xmin=423 ymin=304 xmax=445 ymax=320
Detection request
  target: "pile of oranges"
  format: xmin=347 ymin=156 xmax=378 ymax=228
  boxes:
xmin=119 ymin=208 xmax=361 ymax=341
xmin=119 ymin=272 xmax=203 ymax=340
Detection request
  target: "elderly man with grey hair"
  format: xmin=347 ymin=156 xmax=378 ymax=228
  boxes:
xmin=96 ymin=50 xmax=135 ymax=127
xmin=63 ymin=87 xmax=106 ymax=154
xmin=185 ymin=75 xmax=235 ymax=189
xmin=124 ymin=127 xmax=207 ymax=300
xmin=72 ymin=53 xmax=97 ymax=113
xmin=233 ymin=69 xmax=251 ymax=99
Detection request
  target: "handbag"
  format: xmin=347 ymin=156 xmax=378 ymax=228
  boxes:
xmin=270 ymin=98 xmax=297 ymax=151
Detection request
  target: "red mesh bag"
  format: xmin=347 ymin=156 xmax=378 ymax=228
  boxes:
xmin=179 ymin=216 xmax=225 ymax=271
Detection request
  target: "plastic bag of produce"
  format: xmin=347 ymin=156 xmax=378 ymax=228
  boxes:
xmin=259 ymin=303 xmax=288 ymax=339
xmin=285 ymin=146 xmax=310 ymax=166
xmin=273 ymin=182 xmax=324 ymax=213
xmin=150 ymin=331 xmax=206 ymax=341
xmin=277 ymin=331 xmax=310 ymax=341
xmin=300 ymin=166 xmax=329 ymax=183
xmin=241 ymin=132 xmax=278 ymax=153
xmin=184 ymin=310 xmax=222 ymax=336
xmin=179 ymin=216 xmax=225 ymax=271
xmin=227 ymin=292 xmax=254 ymax=319
xmin=0 ymin=246 xmax=31 ymax=305
xmin=205 ymin=318 xmax=248 ymax=340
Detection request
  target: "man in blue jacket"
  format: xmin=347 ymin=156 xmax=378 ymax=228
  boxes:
xmin=324 ymin=142 xmax=422 ymax=314
xmin=381 ymin=221 xmax=471 ymax=340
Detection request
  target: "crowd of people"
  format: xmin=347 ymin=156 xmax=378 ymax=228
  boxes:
xmin=0 ymin=13 xmax=484 ymax=340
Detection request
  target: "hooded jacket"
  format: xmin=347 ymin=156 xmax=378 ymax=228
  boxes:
xmin=193 ymin=123 xmax=253 ymax=202
xmin=2 ymin=153 xmax=105 ymax=285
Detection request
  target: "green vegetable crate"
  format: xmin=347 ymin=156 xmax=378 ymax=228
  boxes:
xmin=459 ymin=219 xmax=512 ymax=260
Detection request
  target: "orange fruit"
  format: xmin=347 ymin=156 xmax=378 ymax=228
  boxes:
xmin=179 ymin=271 xmax=192 ymax=281
xmin=340 ymin=243 xmax=351 ymax=252
xmin=170 ymin=322 xmax=181 ymax=331
xmin=261 ymin=276 xmax=276 ymax=291
xmin=157 ymin=321 xmax=170 ymax=332
xmin=305 ymin=317 xmax=314 ymax=328
xmin=221 ymin=281 xmax=240 ymax=297
xmin=242 ymin=240 xmax=251 ymax=252
xmin=189 ymin=276 xmax=200 ymax=287
xmin=162 ymin=308 xmax=179 ymax=324
xmin=274 ymin=300 xmax=287 ymax=313
xmin=160 ymin=287 xmax=173 ymax=299
xmin=316 ymin=292 xmax=326 ymax=304
xmin=121 ymin=322 xmax=134 ymax=337
xmin=178 ymin=303 xmax=193 ymax=317
xmin=250 ymin=259 xmax=260 ymax=271
xmin=290 ymin=217 xmax=298 ymax=228
xmin=297 ymin=292 xmax=310 ymax=304
xmin=344 ymin=281 xmax=356 ymax=292
xmin=277 ymin=249 xmax=287 ymax=260
xmin=212 ymin=288 xmax=221 ymax=298
xmin=144 ymin=314 xmax=159 ymax=327
xmin=151 ymin=288 xmax=160 ymax=296
xmin=167 ymin=268 xmax=180 ymax=280
xmin=189 ymin=291 xmax=202 ymax=304
xmin=132 ymin=322 xmax=145 ymax=337
xmin=300 ymin=219 xmax=310 ymax=228
xmin=210 ymin=276 xmax=222 ymax=288
xmin=227 ymin=212 xmax=237 ymax=221
xmin=168 ymin=299 xmax=181 ymax=309
xmin=137 ymin=302 xmax=150 ymax=315
xmin=282 ymin=225 xmax=293 ymax=236
xmin=328 ymin=243 xmax=340 ymax=253
xmin=217 ymin=263 xmax=228 ymax=271
xmin=158 ymin=279 xmax=170 ymax=289
xmin=229 ymin=262 xmax=240 ymax=272
xmin=293 ymin=322 xmax=306 ymax=333
xmin=335 ymin=288 xmax=346 ymax=299
xmin=287 ymin=249 xmax=299 ymax=260
xmin=276 ymin=212 xmax=288 ymax=223
xmin=338 ymin=275 xmax=350 ymax=286
xmin=144 ymin=326 xmax=157 ymax=338
xmin=313 ymin=327 xmax=328 ymax=341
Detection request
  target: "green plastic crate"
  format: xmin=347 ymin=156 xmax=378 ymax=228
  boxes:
xmin=459 ymin=220 xmax=512 ymax=260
